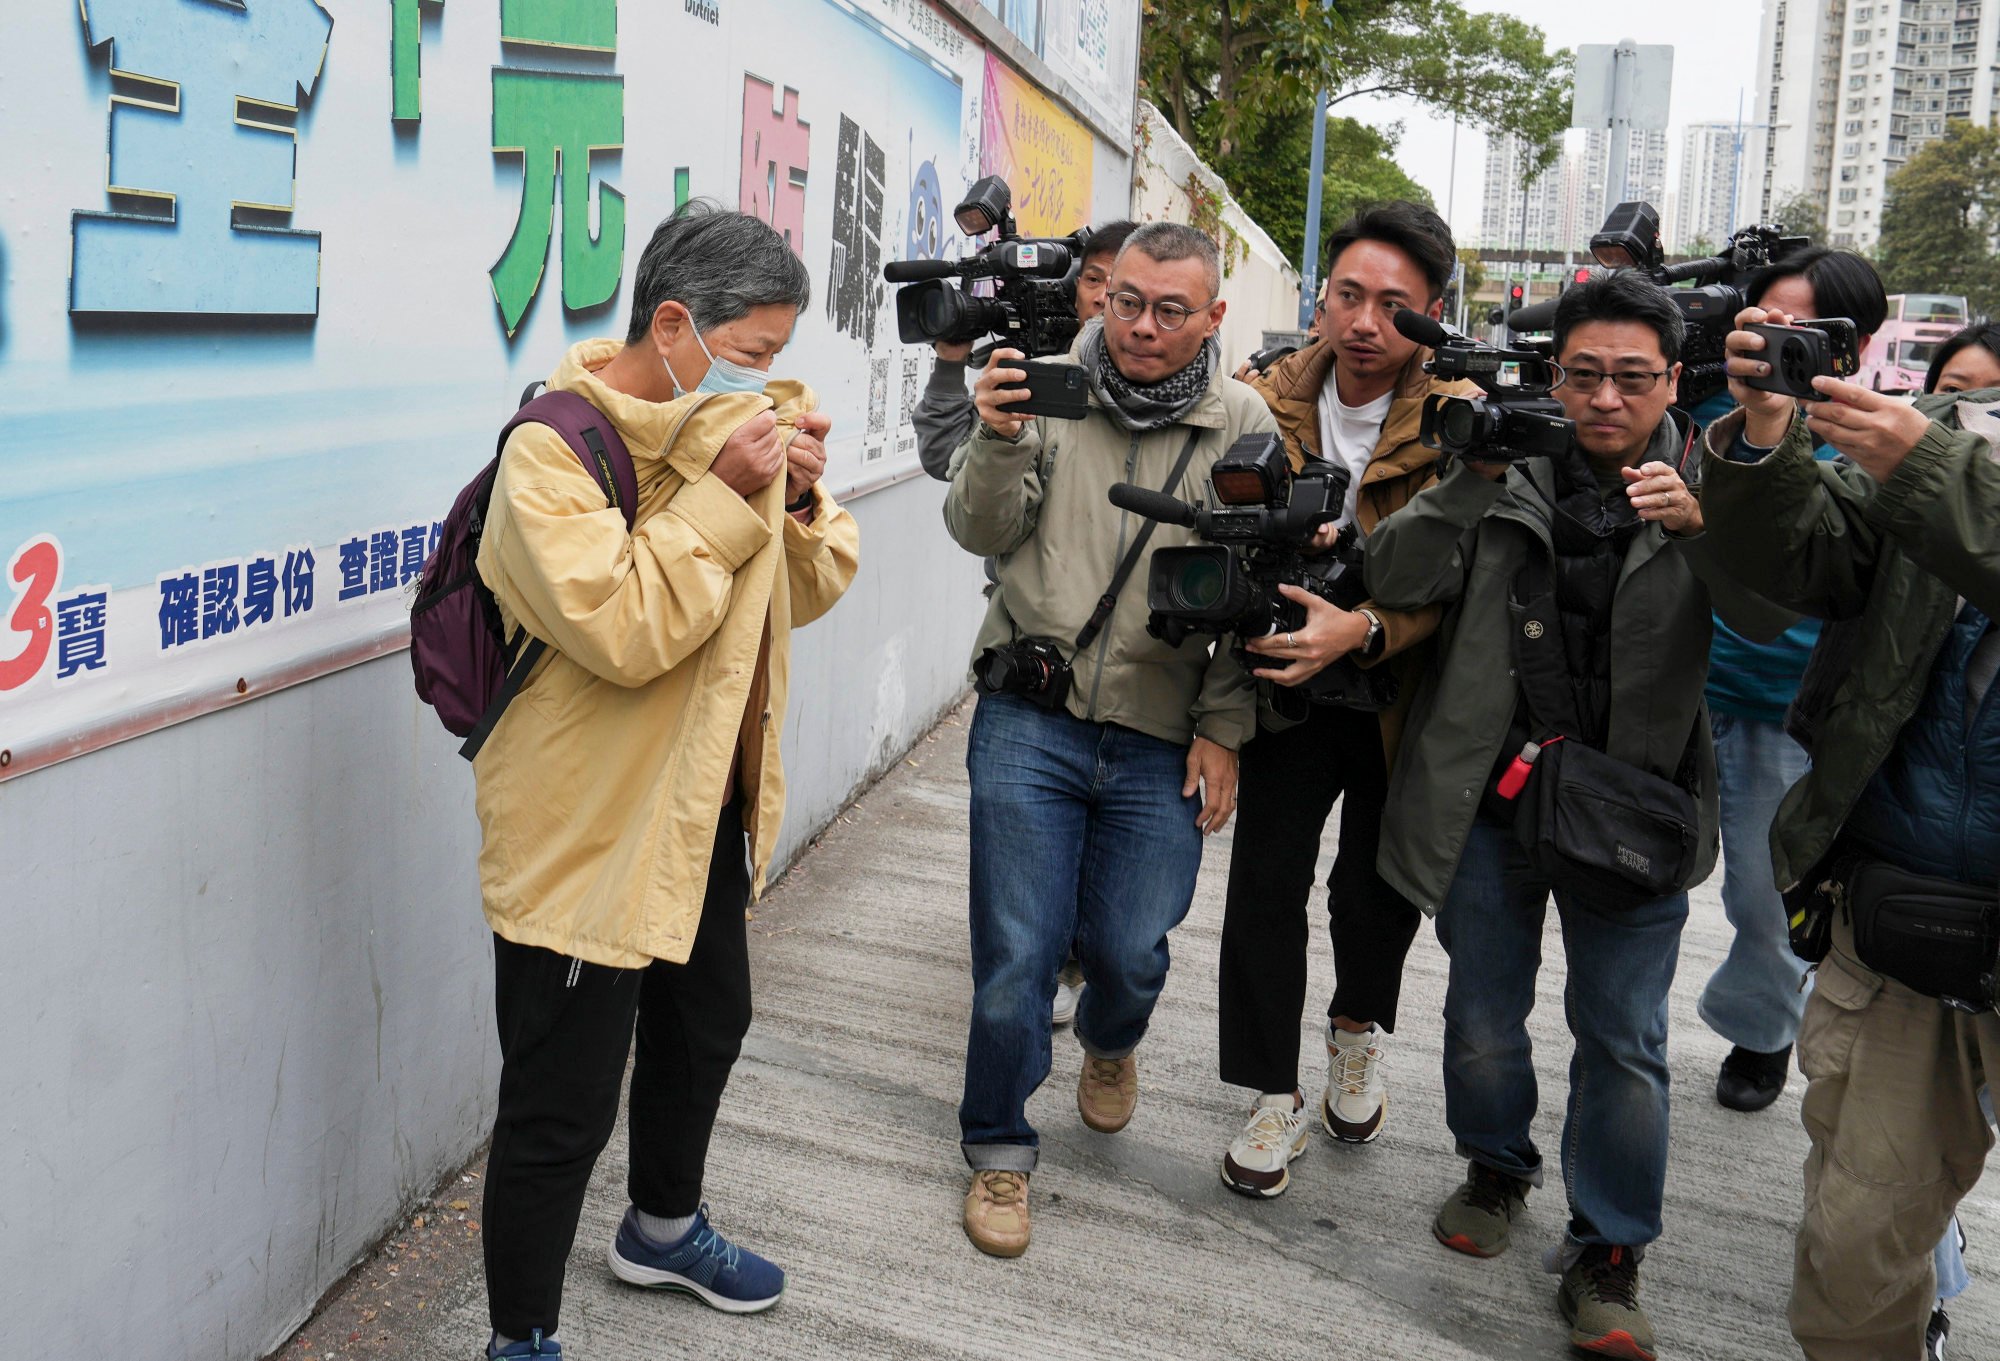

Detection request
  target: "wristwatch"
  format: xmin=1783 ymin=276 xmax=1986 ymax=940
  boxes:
xmin=1358 ymin=608 xmax=1385 ymax=659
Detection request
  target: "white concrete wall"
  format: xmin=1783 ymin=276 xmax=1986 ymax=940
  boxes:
xmin=0 ymin=475 xmax=986 ymax=1361
xmin=1130 ymin=101 xmax=1307 ymax=364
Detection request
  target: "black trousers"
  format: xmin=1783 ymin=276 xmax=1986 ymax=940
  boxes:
xmin=1218 ymin=702 xmax=1422 ymax=1096
xmin=483 ymin=800 xmax=753 ymax=1339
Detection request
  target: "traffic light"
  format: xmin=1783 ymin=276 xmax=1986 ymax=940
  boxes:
xmin=1562 ymin=266 xmax=1592 ymax=294
xmin=1506 ymin=282 xmax=1526 ymax=314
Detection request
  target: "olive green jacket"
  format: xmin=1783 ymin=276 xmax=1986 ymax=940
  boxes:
xmin=1697 ymin=387 xmax=2000 ymax=889
xmin=943 ymin=355 xmax=1275 ymax=751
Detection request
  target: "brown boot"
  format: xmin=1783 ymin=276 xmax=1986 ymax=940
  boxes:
xmin=963 ymin=1170 xmax=1031 ymax=1257
xmin=1077 ymin=1051 xmax=1139 ymax=1132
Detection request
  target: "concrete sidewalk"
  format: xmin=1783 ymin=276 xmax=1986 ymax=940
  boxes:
xmin=382 ymin=701 xmax=1997 ymax=1360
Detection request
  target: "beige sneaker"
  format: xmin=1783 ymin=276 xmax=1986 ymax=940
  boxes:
xmin=1078 ymin=1051 xmax=1139 ymax=1132
xmin=963 ymin=1170 xmax=1031 ymax=1257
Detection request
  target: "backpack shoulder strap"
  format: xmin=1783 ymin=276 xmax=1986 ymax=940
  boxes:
xmin=497 ymin=389 xmax=640 ymax=532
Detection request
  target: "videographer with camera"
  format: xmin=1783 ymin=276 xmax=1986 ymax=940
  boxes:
xmin=943 ymin=222 xmax=1272 ymax=1258
xmin=1700 ymin=293 xmax=2000 ymax=1361
xmin=1208 ymin=202 xmax=1478 ymax=1199
xmin=1681 ymin=248 xmax=1889 ymax=1118
xmin=910 ymin=218 xmax=1136 ymax=481
xmin=1364 ymin=272 xmax=1791 ymax=1359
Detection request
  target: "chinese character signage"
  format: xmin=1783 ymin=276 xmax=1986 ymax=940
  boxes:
xmin=1 ymin=0 xmax=1010 ymax=780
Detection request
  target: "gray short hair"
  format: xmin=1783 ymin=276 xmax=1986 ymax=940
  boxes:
xmin=625 ymin=201 xmax=812 ymax=343
xmin=1119 ymin=222 xmax=1221 ymax=297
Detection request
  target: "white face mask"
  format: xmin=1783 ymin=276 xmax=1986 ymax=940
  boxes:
xmin=662 ymin=321 xmax=769 ymax=397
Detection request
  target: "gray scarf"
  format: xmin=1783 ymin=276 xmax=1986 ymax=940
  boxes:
xmin=1078 ymin=317 xmax=1220 ymax=432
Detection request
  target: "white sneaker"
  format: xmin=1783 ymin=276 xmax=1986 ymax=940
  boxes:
xmin=1221 ymin=1092 xmax=1309 ymax=1198
xmin=1052 ymin=960 xmax=1083 ymax=1027
xmin=1322 ymin=1022 xmax=1388 ymax=1143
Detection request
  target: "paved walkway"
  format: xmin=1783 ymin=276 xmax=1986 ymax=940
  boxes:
xmin=383 ymin=702 xmax=1997 ymax=1360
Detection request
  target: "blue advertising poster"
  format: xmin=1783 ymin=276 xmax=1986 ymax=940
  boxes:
xmin=0 ymin=0 xmax=974 ymax=779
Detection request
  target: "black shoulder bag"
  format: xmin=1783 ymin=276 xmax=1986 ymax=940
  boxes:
xmin=1497 ymin=556 xmax=1702 ymax=909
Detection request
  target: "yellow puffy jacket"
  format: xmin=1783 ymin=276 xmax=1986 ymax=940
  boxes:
xmin=473 ymin=339 xmax=860 ymax=967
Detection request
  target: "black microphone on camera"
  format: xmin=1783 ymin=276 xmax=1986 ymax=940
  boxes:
xmin=882 ymin=258 xmax=962 ymax=283
xmin=1391 ymin=308 xmax=1450 ymax=349
xmin=1107 ymin=482 xmax=1197 ymax=526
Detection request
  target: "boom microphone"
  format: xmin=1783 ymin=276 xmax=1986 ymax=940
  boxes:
xmin=1107 ymin=482 xmax=1197 ymax=527
xmin=1507 ymin=299 xmax=1560 ymax=333
xmin=882 ymin=257 xmax=962 ymax=283
xmin=1391 ymin=308 xmax=1450 ymax=349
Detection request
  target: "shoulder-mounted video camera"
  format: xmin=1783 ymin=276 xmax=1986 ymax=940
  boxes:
xmin=1396 ymin=309 xmax=1575 ymax=465
xmin=1106 ymin=432 xmax=1398 ymax=720
xmin=883 ymin=176 xmax=1086 ymax=362
xmin=1508 ymin=200 xmax=1813 ymax=411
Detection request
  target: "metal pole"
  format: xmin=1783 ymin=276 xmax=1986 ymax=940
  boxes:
xmin=1446 ymin=117 xmax=1460 ymax=229
xmin=1299 ymin=88 xmax=1330 ymax=329
xmin=1729 ymin=89 xmax=1745 ymax=236
xmin=1603 ymin=38 xmax=1635 ymax=222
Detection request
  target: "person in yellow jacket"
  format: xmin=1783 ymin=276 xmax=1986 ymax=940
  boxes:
xmin=469 ymin=205 xmax=859 ymax=1360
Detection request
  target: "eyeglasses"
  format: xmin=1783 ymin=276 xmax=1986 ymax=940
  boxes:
xmin=1561 ymin=367 xmax=1670 ymax=396
xmin=1108 ymin=290 xmax=1214 ymax=331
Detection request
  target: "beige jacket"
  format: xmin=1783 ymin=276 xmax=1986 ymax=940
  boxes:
xmin=473 ymin=339 xmax=861 ymax=967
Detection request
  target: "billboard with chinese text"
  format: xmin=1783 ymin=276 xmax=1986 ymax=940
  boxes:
xmin=0 ymin=0 xmax=997 ymax=780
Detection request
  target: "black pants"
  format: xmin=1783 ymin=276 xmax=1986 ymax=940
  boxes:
xmin=483 ymin=800 xmax=753 ymax=1339
xmin=1218 ymin=702 xmax=1422 ymax=1095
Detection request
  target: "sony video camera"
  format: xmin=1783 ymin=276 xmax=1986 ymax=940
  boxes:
xmin=1395 ymin=309 xmax=1576 ymax=464
xmin=1510 ymin=200 xmax=1812 ymax=411
xmin=883 ymin=175 xmax=1086 ymax=361
xmin=1107 ymin=433 xmax=1397 ymax=720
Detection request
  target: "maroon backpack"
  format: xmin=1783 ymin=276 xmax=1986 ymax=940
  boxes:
xmin=411 ymin=384 xmax=638 ymax=760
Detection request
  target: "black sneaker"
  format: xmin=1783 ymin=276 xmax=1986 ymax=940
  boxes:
xmin=1715 ymin=1044 xmax=1791 ymax=1112
xmin=1928 ymin=1305 xmax=1950 ymax=1360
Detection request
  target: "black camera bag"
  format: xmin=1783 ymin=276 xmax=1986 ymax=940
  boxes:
xmin=1505 ymin=558 xmax=1700 ymax=910
xmin=1846 ymin=858 xmax=2000 ymax=1011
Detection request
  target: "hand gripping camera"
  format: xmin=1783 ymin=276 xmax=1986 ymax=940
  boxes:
xmin=883 ymin=175 xmax=1087 ymax=362
xmin=1507 ymin=200 xmax=1813 ymax=411
xmin=1396 ymin=309 xmax=1576 ymax=464
xmin=1108 ymin=433 xmax=1398 ymax=720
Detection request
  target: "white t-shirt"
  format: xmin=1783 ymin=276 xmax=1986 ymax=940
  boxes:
xmin=1314 ymin=376 xmax=1394 ymax=530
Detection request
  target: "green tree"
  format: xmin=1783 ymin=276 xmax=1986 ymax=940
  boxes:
xmin=1140 ymin=0 xmax=1572 ymax=171
xmin=1877 ymin=121 xmax=2000 ymax=316
xmin=1767 ymin=188 xmax=1826 ymax=244
xmin=1456 ymin=246 xmax=1486 ymax=296
xmin=1208 ymin=103 xmax=1432 ymax=267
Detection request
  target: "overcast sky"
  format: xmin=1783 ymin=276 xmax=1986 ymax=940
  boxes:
xmin=1332 ymin=0 xmax=1764 ymax=248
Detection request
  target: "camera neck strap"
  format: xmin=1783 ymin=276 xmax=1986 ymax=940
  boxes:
xmin=1074 ymin=427 xmax=1206 ymax=654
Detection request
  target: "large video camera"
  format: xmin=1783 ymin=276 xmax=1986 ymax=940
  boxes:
xmin=883 ymin=175 xmax=1086 ymax=360
xmin=1510 ymin=200 xmax=1810 ymax=410
xmin=1107 ymin=433 xmax=1397 ymax=720
xmin=1395 ymin=309 xmax=1576 ymax=464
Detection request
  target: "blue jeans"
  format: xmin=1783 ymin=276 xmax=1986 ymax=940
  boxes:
xmin=1435 ymin=818 xmax=1687 ymax=1249
xmin=1700 ymin=712 xmax=1813 ymax=1053
xmin=959 ymin=695 xmax=1205 ymax=1172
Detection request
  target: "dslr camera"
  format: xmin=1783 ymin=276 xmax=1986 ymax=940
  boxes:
xmin=1394 ymin=309 xmax=1576 ymax=464
xmin=883 ymin=176 xmax=1087 ymax=361
xmin=972 ymin=635 xmax=1072 ymax=709
xmin=1108 ymin=433 xmax=1398 ymax=720
xmin=1509 ymin=200 xmax=1814 ymax=411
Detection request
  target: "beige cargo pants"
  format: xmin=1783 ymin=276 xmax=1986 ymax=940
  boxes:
xmin=1790 ymin=914 xmax=1999 ymax=1359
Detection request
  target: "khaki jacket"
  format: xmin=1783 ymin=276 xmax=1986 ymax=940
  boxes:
xmin=1247 ymin=338 xmax=1478 ymax=757
xmin=473 ymin=339 xmax=861 ymax=968
xmin=944 ymin=346 xmax=1273 ymax=751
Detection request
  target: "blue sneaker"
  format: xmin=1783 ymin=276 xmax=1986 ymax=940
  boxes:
xmin=607 ymin=1204 xmax=785 ymax=1313
xmin=487 ymin=1330 xmax=561 ymax=1358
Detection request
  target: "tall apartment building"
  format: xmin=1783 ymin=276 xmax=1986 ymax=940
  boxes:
xmin=1675 ymin=122 xmax=1742 ymax=250
xmin=1748 ymin=0 xmax=2000 ymax=252
xmin=1479 ymin=130 xmax=1577 ymax=251
xmin=1574 ymin=127 xmax=1670 ymax=235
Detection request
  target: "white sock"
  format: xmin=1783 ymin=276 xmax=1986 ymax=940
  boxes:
xmin=635 ymin=1207 xmax=698 ymax=1246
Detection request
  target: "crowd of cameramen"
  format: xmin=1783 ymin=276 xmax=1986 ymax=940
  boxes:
xmin=449 ymin=187 xmax=1999 ymax=1361
xmin=927 ymin=199 xmax=2000 ymax=1361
